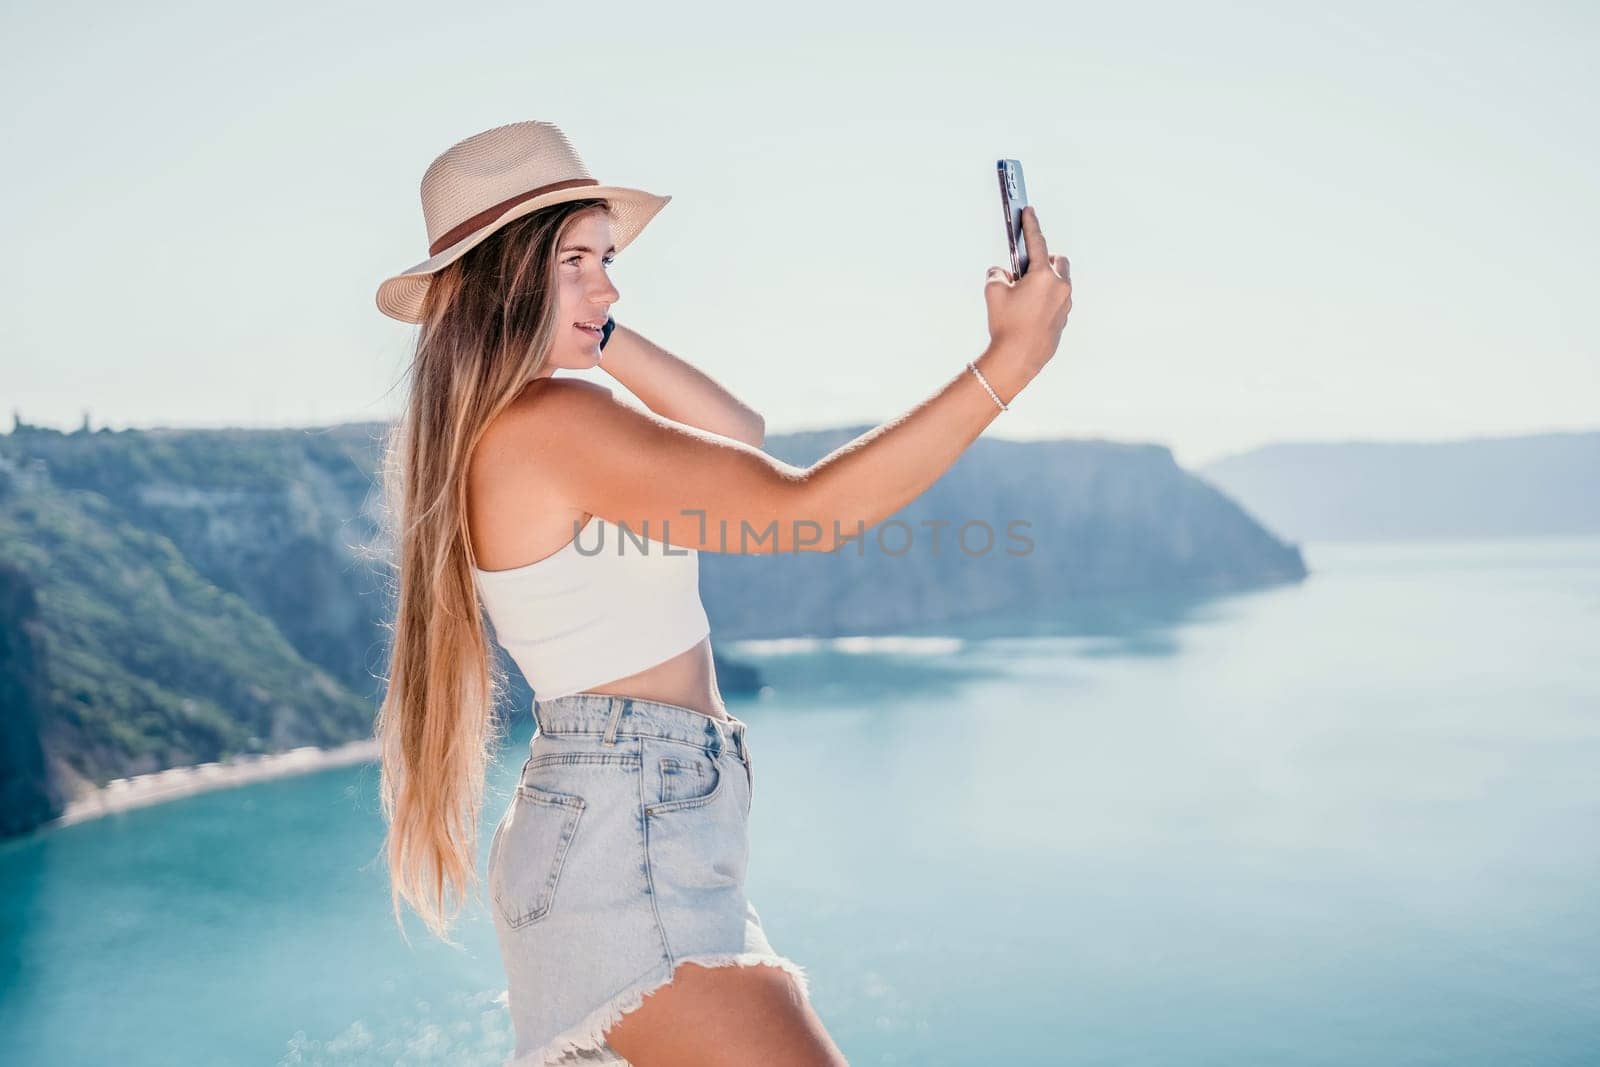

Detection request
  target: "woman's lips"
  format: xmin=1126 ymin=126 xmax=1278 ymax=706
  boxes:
xmin=574 ymin=323 xmax=603 ymax=343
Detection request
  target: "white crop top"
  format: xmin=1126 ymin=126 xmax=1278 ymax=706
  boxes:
xmin=472 ymin=516 xmax=711 ymax=700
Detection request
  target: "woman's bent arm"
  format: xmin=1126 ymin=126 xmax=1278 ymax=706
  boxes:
xmin=599 ymin=323 xmax=765 ymax=447
xmin=497 ymin=341 xmax=1036 ymax=556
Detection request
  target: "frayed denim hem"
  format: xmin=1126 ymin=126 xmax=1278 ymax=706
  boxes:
xmin=504 ymin=951 xmax=814 ymax=1067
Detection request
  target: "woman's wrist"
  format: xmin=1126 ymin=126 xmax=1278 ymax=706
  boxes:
xmin=972 ymin=341 xmax=1034 ymax=408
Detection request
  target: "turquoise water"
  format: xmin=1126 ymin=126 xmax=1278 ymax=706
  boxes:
xmin=3 ymin=537 xmax=1597 ymax=1065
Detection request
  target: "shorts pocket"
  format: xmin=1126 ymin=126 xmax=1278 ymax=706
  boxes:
xmin=646 ymin=748 xmax=724 ymax=815
xmin=490 ymin=783 xmax=586 ymax=930
xmin=659 ymin=756 xmax=708 ymax=805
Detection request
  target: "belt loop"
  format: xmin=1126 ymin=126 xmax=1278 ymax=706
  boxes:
xmin=602 ymin=698 xmax=628 ymax=746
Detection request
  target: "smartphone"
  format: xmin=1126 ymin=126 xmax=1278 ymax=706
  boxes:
xmin=997 ymin=158 xmax=1030 ymax=278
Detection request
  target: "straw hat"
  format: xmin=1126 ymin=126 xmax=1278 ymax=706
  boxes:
xmin=375 ymin=120 xmax=671 ymax=323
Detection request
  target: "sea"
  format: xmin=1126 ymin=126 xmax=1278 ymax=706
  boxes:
xmin=3 ymin=536 xmax=1596 ymax=1065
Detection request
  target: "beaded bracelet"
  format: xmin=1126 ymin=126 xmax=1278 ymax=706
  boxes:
xmin=967 ymin=361 xmax=1008 ymax=411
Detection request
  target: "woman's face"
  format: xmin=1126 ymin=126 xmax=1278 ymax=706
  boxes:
xmin=535 ymin=207 xmax=620 ymax=377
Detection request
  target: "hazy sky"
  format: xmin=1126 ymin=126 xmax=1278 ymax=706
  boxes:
xmin=4 ymin=0 xmax=1595 ymax=468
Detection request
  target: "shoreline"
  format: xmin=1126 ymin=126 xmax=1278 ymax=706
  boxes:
xmin=46 ymin=739 xmax=381 ymax=830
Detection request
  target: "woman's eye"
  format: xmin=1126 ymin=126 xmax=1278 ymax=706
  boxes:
xmin=563 ymin=255 xmax=617 ymax=268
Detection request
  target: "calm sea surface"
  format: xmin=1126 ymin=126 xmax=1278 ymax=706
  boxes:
xmin=3 ymin=537 xmax=1597 ymax=1065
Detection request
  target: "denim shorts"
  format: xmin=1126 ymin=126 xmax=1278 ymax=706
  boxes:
xmin=487 ymin=692 xmax=813 ymax=1066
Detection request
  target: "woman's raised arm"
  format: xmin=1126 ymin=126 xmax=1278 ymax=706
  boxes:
xmin=507 ymin=204 xmax=1072 ymax=556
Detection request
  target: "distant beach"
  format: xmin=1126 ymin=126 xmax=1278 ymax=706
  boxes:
xmin=47 ymin=740 xmax=380 ymax=829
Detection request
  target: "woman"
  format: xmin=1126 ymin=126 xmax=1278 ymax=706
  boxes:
xmin=371 ymin=120 xmax=1071 ymax=1066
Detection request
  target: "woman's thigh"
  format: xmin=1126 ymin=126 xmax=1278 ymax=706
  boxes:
xmin=603 ymin=959 xmax=849 ymax=1067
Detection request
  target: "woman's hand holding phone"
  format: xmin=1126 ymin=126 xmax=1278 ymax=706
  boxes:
xmin=983 ymin=204 xmax=1073 ymax=388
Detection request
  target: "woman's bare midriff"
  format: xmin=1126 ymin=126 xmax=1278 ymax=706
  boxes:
xmin=574 ymin=631 xmax=728 ymax=722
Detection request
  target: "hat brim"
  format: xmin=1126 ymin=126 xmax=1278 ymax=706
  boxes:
xmin=375 ymin=185 xmax=671 ymax=324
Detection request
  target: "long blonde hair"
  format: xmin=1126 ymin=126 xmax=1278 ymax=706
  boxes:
xmin=373 ymin=196 xmax=610 ymax=944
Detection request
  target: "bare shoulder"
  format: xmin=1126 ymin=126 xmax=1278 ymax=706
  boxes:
xmin=472 ymin=379 xmax=597 ymax=484
xmin=469 ymin=380 xmax=622 ymax=561
xmin=487 ymin=376 xmax=614 ymax=443
xmin=477 ymin=377 xmax=645 ymax=490
xmin=495 ymin=375 xmax=684 ymax=455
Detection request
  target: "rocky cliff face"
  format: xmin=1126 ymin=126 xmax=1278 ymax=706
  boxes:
xmin=0 ymin=420 xmax=1304 ymax=839
xmin=0 ymin=439 xmax=380 ymax=823
xmin=9 ymin=422 xmax=396 ymax=703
